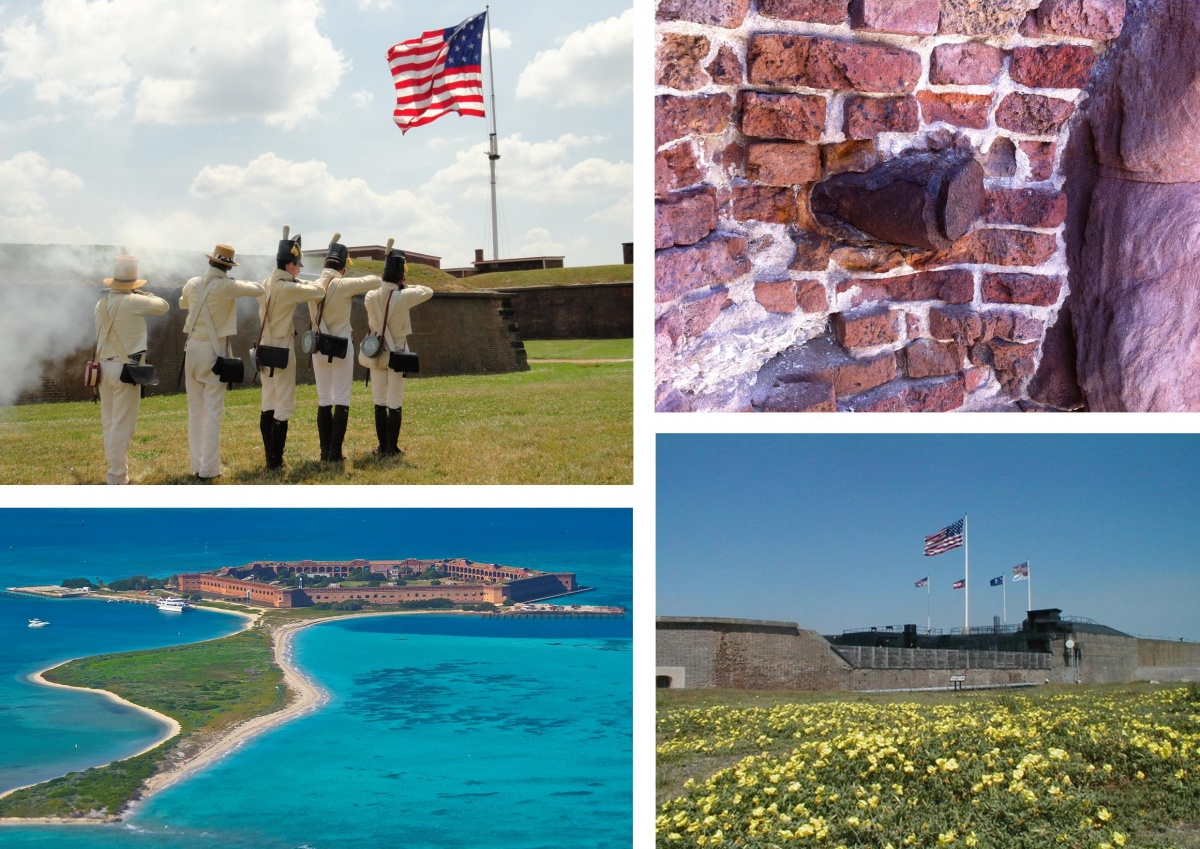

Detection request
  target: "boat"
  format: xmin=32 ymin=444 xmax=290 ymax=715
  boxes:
xmin=156 ymin=597 xmax=191 ymax=613
xmin=28 ymin=618 xmax=49 ymax=628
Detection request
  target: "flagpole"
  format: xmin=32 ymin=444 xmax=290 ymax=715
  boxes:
xmin=484 ymin=6 xmax=500 ymax=261
xmin=1027 ymin=557 xmax=1032 ymax=612
xmin=926 ymin=579 xmax=931 ymax=634
xmin=1002 ymin=575 xmax=1007 ymax=626
xmin=963 ymin=514 xmax=970 ymax=634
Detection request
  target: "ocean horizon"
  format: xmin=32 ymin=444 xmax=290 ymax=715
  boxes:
xmin=0 ymin=509 xmax=632 ymax=848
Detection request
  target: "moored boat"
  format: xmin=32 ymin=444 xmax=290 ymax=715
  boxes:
xmin=156 ymin=597 xmax=191 ymax=613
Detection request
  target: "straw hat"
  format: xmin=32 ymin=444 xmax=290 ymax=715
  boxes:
xmin=103 ymin=255 xmax=147 ymax=290
xmin=206 ymin=243 xmax=239 ymax=267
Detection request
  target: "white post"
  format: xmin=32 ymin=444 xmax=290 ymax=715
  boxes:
xmin=1027 ymin=557 xmax=1033 ymax=612
xmin=484 ymin=7 xmax=500 ymax=261
xmin=1002 ymin=576 xmax=1007 ymax=627
xmin=963 ymin=514 xmax=970 ymax=634
xmin=926 ymin=579 xmax=931 ymax=634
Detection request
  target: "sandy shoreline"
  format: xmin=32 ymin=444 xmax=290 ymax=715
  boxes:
xmin=0 ymin=609 xmax=459 ymax=826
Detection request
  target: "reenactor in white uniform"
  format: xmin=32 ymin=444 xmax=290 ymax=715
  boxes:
xmin=359 ymin=247 xmax=433 ymax=455
xmin=308 ymin=235 xmax=381 ymax=462
xmin=179 ymin=244 xmax=264 ymax=481
xmin=92 ymin=256 xmax=170 ymax=484
xmin=255 ymin=227 xmax=325 ymax=470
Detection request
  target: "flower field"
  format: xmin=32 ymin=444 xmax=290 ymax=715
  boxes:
xmin=657 ymin=686 xmax=1200 ymax=848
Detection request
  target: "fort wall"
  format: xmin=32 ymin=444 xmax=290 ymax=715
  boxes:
xmin=496 ymin=282 xmax=634 ymax=339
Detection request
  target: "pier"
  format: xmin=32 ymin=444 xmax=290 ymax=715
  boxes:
xmin=484 ymin=605 xmax=626 ymax=620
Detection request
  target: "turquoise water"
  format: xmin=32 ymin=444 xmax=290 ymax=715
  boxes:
xmin=0 ymin=509 xmax=632 ymax=848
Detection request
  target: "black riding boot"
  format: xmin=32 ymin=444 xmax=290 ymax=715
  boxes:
xmin=329 ymin=405 xmax=349 ymax=463
xmin=268 ymin=419 xmax=289 ymax=470
xmin=373 ymin=405 xmax=388 ymax=455
xmin=386 ymin=406 xmax=402 ymax=456
xmin=260 ymin=410 xmax=274 ymax=467
xmin=317 ymin=405 xmax=333 ymax=462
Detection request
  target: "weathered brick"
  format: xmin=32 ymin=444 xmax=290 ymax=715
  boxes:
xmin=755 ymin=380 xmax=837 ymax=412
xmin=733 ymin=185 xmax=798 ymax=224
xmin=656 ymin=94 xmax=733 ymax=147
xmin=983 ymin=188 xmax=1068 ymax=228
xmin=989 ymin=338 xmax=1040 ymax=377
xmin=839 ymin=374 xmax=966 ymax=411
xmin=903 ymin=338 xmax=962 ymax=378
xmin=709 ymin=140 xmax=746 ymax=182
xmin=655 ymin=144 xmax=705 ymax=197
xmin=655 ymin=385 xmax=694 ymax=413
xmin=1010 ymin=45 xmax=1098 ymax=90
xmin=656 ymin=190 xmax=718 ymax=250
xmin=963 ymin=365 xmax=990 ymax=392
xmin=844 ymin=95 xmax=919 ymax=139
xmin=829 ymin=244 xmax=908 ymax=273
xmin=758 ymin=0 xmax=848 ymax=25
xmin=706 ymin=45 xmax=744 ymax=86
xmin=740 ymin=91 xmax=827 ymax=141
xmin=755 ymin=280 xmax=798 ymax=314
xmin=790 ymin=229 xmax=834 ymax=271
xmin=929 ymin=305 xmax=984 ymax=344
xmin=982 ymin=273 xmax=1064 ymax=306
xmin=1026 ymin=303 xmax=1084 ymax=409
xmin=983 ymin=137 xmax=1018 ymax=178
xmin=1037 ymin=0 xmax=1126 ymax=40
xmin=1020 ymin=10 xmax=1041 ymax=36
xmin=1012 ymin=313 xmax=1046 ymax=342
xmin=796 ymin=280 xmax=828 ymax=313
xmin=822 ymin=140 xmax=878 ymax=175
xmin=939 ymin=0 xmax=1039 ymax=36
xmin=680 ymin=287 xmax=733 ymax=336
xmin=850 ymin=0 xmax=939 ymax=34
xmin=774 ymin=336 xmax=897 ymax=397
xmin=995 ymin=93 xmax=1076 ymax=136
xmin=929 ymin=42 xmax=1004 ymax=85
xmin=833 ymin=306 xmax=901 ymax=348
xmin=657 ymin=0 xmax=751 ymax=28
xmin=837 ymin=270 xmax=973 ymax=306
xmin=746 ymin=141 xmax=823 ymax=186
xmin=657 ymin=33 xmax=711 ymax=91
xmin=748 ymin=34 xmax=921 ymax=94
xmin=656 ymin=234 xmax=751 ymax=302
xmin=1019 ymin=141 xmax=1057 ymax=181
xmin=656 ymin=308 xmax=683 ymax=352
xmin=913 ymin=229 xmax=1058 ymax=269
xmin=917 ymin=91 xmax=993 ymax=129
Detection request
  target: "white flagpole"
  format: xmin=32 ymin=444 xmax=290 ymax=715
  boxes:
xmin=963 ymin=514 xmax=970 ymax=634
xmin=484 ymin=7 xmax=500 ymax=261
xmin=1027 ymin=558 xmax=1032 ymax=611
xmin=926 ymin=578 xmax=931 ymax=634
xmin=1002 ymin=575 xmax=1007 ymax=626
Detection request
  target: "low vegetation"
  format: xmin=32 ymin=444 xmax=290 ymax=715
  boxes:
xmin=456 ymin=264 xmax=633 ymax=289
xmin=657 ymin=684 xmax=1200 ymax=848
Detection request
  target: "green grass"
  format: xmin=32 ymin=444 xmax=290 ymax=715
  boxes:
xmin=0 ymin=351 xmax=630 ymax=484
xmin=458 ymin=264 xmax=633 ymax=289
xmin=523 ymin=338 xmax=633 ymax=360
xmin=0 ymin=628 xmax=284 ymax=819
xmin=343 ymin=261 xmax=475 ymax=292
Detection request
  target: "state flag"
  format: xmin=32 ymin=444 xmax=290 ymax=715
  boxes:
xmin=989 ymin=575 xmax=1003 ymax=587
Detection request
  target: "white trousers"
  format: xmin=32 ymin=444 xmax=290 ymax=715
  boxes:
xmin=369 ymin=367 xmax=406 ymax=408
xmin=185 ymin=337 xmax=228 ymax=478
xmin=99 ymin=359 xmax=141 ymax=485
xmin=313 ymin=345 xmax=354 ymax=406
xmin=259 ymin=343 xmax=298 ymax=420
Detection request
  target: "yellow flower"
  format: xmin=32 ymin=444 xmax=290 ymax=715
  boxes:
xmin=1113 ymin=832 xmax=1127 ymax=846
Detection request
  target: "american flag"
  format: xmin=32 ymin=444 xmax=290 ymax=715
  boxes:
xmin=388 ymin=12 xmax=487 ymax=134
xmin=914 ymin=576 xmax=928 ymax=588
xmin=1012 ymin=561 xmax=1030 ymax=581
xmin=952 ymin=579 xmax=966 ymax=590
xmin=924 ymin=518 xmax=964 ymax=556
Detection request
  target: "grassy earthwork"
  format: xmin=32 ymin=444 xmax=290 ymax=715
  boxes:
xmin=0 ymin=625 xmax=283 ymax=820
xmin=657 ymin=685 xmax=1200 ymax=849
xmin=0 ymin=339 xmax=630 ymax=484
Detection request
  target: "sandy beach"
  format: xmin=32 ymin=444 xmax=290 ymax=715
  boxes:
xmin=0 ymin=608 xmax=458 ymax=825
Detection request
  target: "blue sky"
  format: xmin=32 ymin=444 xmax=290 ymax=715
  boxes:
xmin=0 ymin=1 xmax=631 ymax=268
xmin=658 ymin=434 xmax=1200 ymax=641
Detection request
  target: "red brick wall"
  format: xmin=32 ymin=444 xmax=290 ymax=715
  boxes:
xmin=655 ymin=0 xmax=1125 ymax=412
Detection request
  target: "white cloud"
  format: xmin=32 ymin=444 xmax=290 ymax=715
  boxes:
xmin=513 ymin=227 xmax=588 ymax=260
xmin=0 ymin=151 xmax=93 ymax=242
xmin=425 ymin=133 xmax=631 ymax=207
xmin=0 ymin=0 xmax=347 ymax=129
xmin=352 ymin=91 xmax=374 ymax=109
xmin=515 ymin=9 xmax=631 ymax=107
xmin=486 ymin=28 xmax=513 ymax=51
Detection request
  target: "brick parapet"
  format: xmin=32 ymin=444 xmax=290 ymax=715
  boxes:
xmin=655 ymin=0 xmax=1124 ymax=412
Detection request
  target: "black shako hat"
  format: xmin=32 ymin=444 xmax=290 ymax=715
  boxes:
xmin=383 ymin=247 xmax=407 ymax=283
xmin=324 ymin=232 xmax=350 ymax=272
xmin=276 ymin=225 xmax=303 ymax=266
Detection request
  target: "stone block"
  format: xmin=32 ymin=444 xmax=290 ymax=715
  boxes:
xmin=1010 ymin=45 xmax=1098 ymax=90
xmin=822 ymin=140 xmax=878 ymax=175
xmin=680 ymin=287 xmax=733 ymax=336
xmin=839 ymin=374 xmax=966 ymax=411
xmin=903 ymin=338 xmax=962 ymax=378
xmin=982 ymin=188 xmax=1068 ymax=228
xmin=754 ymin=380 xmax=837 ymax=412
xmin=1026 ymin=303 xmax=1084 ymax=409
xmin=939 ymin=0 xmax=1041 ymax=36
xmin=790 ymin=229 xmax=834 ymax=271
xmin=754 ymin=280 xmax=798 ymax=314
xmin=656 ymin=190 xmax=718 ymax=250
xmin=844 ymin=96 xmax=919 ymax=139
xmin=917 ymin=91 xmax=993 ymax=129
xmin=759 ymin=0 xmax=848 ymax=24
xmin=849 ymin=0 xmax=939 ymax=35
xmin=772 ymin=335 xmax=896 ymax=396
xmin=796 ymin=280 xmax=828 ymax=312
xmin=748 ymin=34 xmax=921 ymax=94
xmin=707 ymin=46 xmax=744 ymax=86
xmin=929 ymin=305 xmax=984 ymax=344
xmin=1037 ymin=0 xmax=1126 ymax=40
xmin=989 ymin=338 xmax=1040 ymax=377
xmin=983 ymin=137 xmax=1018 ymax=178
xmin=655 ymin=144 xmax=705 ymax=197
xmin=657 ymin=0 xmax=752 ymax=28
xmin=982 ymin=273 xmax=1064 ymax=306
xmin=656 ymin=234 xmax=751 ymax=303
xmin=929 ymin=42 xmax=1004 ymax=85
xmin=657 ymin=33 xmax=711 ymax=91
xmin=740 ymin=91 xmax=827 ymax=141
xmin=832 ymin=306 xmax=901 ymax=348
xmin=995 ymin=93 xmax=1076 ymax=136
xmin=746 ymin=141 xmax=823 ymax=186
xmin=912 ymin=229 xmax=1058 ymax=269
xmin=656 ymin=94 xmax=734 ymax=148
xmin=1019 ymin=141 xmax=1057 ymax=181
xmin=733 ymin=185 xmax=798 ymax=224
xmin=828 ymin=245 xmax=907 ymax=273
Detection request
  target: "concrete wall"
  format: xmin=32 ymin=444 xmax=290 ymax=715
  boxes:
xmin=495 ymin=282 xmax=634 ymax=339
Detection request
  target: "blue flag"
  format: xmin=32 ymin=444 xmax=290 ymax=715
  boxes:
xmin=989 ymin=575 xmax=1003 ymax=587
